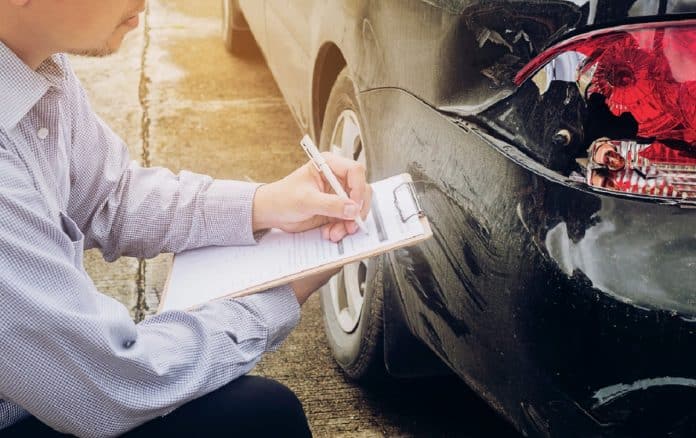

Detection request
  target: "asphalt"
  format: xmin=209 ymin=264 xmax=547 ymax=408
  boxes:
xmin=72 ymin=0 xmax=518 ymax=436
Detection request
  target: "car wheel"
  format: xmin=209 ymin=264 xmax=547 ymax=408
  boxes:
xmin=319 ymin=68 xmax=386 ymax=381
xmin=221 ymin=0 xmax=257 ymax=56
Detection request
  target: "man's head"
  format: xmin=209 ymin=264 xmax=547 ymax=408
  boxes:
xmin=0 ymin=0 xmax=146 ymax=68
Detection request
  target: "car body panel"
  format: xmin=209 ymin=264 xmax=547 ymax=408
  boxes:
xmin=237 ymin=0 xmax=696 ymax=435
xmin=264 ymin=1 xmax=314 ymax=130
xmin=362 ymin=85 xmax=696 ymax=436
xmin=237 ymin=0 xmax=266 ymax=48
xmin=248 ymin=0 xmax=696 ymax=126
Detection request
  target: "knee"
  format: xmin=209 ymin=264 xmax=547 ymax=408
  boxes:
xmin=252 ymin=377 xmax=306 ymax=416
xmin=233 ymin=376 xmax=311 ymax=436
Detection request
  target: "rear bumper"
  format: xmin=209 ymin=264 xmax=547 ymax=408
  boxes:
xmin=360 ymin=86 xmax=696 ymax=437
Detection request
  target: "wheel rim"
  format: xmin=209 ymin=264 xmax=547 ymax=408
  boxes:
xmin=328 ymin=110 xmax=368 ymax=334
xmin=222 ymin=0 xmax=231 ymax=41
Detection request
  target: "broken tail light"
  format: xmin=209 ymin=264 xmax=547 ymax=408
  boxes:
xmin=516 ymin=21 xmax=696 ymax=200
xmin=585 ymin=138 xmax=696 ymax=199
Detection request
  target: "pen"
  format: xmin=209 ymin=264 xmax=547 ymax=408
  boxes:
xmin=300 ymin=135 xmax=369 ymax=235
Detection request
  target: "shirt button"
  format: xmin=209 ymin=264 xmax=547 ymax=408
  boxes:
xmin=37 ymin=128 xmax=49 ymax=140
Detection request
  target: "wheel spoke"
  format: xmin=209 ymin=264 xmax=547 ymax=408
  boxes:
xmin=338 ymin=309 xmax=355 ymax=330
xmin=340 ymin=113 xmax=361 ymax=157
xmin=355 ymin=139 xmax=366 ymax=166
xmin=343 ymin=263 xmax=363 ymax=323
xmin=329 ymin=271 xmax=342 ymax=315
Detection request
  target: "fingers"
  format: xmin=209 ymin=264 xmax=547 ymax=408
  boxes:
xmin=321 ymin=221 xmax=350 ymax=242
xmin=321 ymin=224 xmax=331 ymax=240
xmin=308 ymin=191 xmax=361 ymax=221
xmin=302 ymin=152 xmax=371 ymax=240
xmin=322 ymin=152 xmax=369 ymax=206
xmin=346 ymin=220 xmax=359 ymax=234
xmin=358 ymin=186 xmax=372 ymax=220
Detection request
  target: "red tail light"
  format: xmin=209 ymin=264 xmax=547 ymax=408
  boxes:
xmin=515 ymin=21 xmax=696 ymax=200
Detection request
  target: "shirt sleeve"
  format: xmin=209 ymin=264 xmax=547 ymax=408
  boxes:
xmin=0 ymin=151 xmax=301 ymax=437
xmin=63 ymin=63 xmax=259 ymax=261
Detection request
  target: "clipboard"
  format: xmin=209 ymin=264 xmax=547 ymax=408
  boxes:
xmin=158 ymin=173 xmax=432 ymax=313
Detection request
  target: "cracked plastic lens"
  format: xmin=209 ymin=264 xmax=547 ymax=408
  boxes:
xmin=518 ymin=22 xmax=696 ymax=199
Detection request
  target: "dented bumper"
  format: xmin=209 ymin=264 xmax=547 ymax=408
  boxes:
xmin=361 ymin=86 xmax=696 ymax=437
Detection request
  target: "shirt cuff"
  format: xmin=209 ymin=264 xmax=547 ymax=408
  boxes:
xmin=203 ymin=179 xmax=261 ymax=246
xmin=236 ymin=284 xmax=301 ymax=352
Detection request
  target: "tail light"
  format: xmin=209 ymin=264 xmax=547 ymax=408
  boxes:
xmin=586 ymin=138 xmax=696 ymax=199
xmin=514 ymin=21 xmax=696 ymax=200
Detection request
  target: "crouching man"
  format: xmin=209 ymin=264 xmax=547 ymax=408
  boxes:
xmin=0 ymin=0 xmax=371 ymax=436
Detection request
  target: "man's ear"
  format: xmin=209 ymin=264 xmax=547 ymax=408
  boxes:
xmin=9 ymin=0 xmax=30 ymax=5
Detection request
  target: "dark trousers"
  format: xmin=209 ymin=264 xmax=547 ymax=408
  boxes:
xmin=2 ymin=376 xmax=312 ymax=437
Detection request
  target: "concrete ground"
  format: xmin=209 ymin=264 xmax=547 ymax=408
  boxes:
xmin=72 ymin=0 xmax=517 ymax=436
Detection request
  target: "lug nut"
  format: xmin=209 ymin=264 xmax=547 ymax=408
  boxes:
xmin=552 ymin=129 xmax=572 ymax=147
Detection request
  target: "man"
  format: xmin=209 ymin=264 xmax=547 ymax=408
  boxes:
xmin=0 ymin=0 xmax=371 ymax=436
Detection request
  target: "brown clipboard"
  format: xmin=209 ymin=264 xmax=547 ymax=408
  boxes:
xmin=158 ymin=173 xmax=432 ymax=313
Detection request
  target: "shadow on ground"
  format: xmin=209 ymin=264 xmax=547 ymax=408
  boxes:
xmin=356 ymin=375 xmax=519 ymax=437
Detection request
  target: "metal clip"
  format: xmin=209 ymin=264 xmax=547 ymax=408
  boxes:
xmin=393 ymin=181 xmax=424 ymax=223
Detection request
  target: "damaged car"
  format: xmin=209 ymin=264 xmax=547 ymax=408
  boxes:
xmin=222 ymin=0 xmax=696 ymax=436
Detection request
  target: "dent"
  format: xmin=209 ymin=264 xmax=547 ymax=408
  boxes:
xmin=542 ymin=197 xmax=696 ymax=314
xmin=461 ymin=1 xmax=585 ymax=88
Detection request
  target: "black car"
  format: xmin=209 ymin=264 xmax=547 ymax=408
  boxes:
xmin=222 ymin=1 xmax=696 ymax=436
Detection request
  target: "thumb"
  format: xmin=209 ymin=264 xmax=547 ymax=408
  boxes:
xmin=308 ymin=191 xmax=360 ymax=220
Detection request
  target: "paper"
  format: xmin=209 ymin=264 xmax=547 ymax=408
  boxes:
xmin=160 ymin=174 xmax=427 ymax=312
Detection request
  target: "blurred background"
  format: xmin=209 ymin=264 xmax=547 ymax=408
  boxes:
xmin=70 ymin=0 xmax=513 ymax=436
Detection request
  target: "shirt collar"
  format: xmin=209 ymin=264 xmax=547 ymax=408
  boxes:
xmin=0 ymin=41 xmax=67 ymax=131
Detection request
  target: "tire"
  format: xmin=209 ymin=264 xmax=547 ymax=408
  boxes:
xmin=319 ymin=68 xmax=386 ymax=381
xmin=221 ymin=0 xmax=258 ymax=56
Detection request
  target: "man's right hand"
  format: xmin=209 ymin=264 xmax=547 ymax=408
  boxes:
xmin=252 ymin=152 xmax=371 ymax=242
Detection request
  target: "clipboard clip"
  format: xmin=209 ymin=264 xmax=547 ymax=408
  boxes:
xmin=393 ymin=181 xmax=424 ymax=223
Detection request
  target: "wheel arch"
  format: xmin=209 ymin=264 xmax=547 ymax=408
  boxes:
xmin=311 ymin=42 xmax=347 ymax=142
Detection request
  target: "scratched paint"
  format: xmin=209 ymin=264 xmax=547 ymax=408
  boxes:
xmin=223 ymin=0 xmax=696 ymax=435
xmin=593 ymin=377 xmax=696 ymax=408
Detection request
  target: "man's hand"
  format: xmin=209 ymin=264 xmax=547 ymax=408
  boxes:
xmin=252 ymin=152 xmax=372 ymax=242
xmin=290 ymin=268 xmax=340 ymax=305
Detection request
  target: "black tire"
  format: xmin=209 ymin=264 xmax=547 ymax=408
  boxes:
xmin=319 ymin=68 xmax=386 ymax=381
xmin=221 ymin=0 xmax=258 ymax=57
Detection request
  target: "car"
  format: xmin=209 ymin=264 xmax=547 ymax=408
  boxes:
xmin=222 ymin=1 xmax=696 ymax=436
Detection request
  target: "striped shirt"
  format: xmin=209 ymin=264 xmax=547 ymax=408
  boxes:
xmin=0 ymin=41 xmax=300 ymax=437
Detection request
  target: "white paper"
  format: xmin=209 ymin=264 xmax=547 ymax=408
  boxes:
xmin=161 ymin=174 xmax=425 ymax=312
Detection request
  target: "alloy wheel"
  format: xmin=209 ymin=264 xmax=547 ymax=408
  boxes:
xmin=328 ymin=110 xmax=368 ymax=334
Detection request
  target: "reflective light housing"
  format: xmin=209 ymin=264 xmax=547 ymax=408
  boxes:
xmin=587 ymin=139 xmax=696 ymax=199
xmin=516 ymin=21 xmax=696 ymax=199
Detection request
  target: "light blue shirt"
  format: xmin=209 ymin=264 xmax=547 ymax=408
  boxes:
xmin=0 ymin=42 xmax=300 ymax=437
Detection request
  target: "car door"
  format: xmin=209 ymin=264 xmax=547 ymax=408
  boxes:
xmin=264 ymin=1 xmax=316 ymax=133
